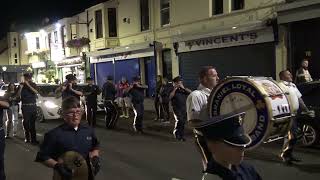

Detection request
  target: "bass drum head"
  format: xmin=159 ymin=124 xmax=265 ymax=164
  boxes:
xmin=208 ymin=78 xmax=271 ymax=149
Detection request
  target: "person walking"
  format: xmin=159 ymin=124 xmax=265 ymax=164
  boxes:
xmin=154 ymin=75 xmax=164 ymax=121
xmin=170 ymin=76 xmax=191 ymax=141
xmin=159 ymin=78 xmax=172 ymax=123
xmin=0 ymin=97 xmax=9 ymax=180
xmin=128 ymin=76 xmax=148 ymax=133
xmin=83 ymin=77 xmax=101 ymax=127
xmin=117 ymin=77 xmax=130 ymax=118
xmin=102 ymin=76 xmax=118 ymax=129
xmin=35 ymin=96 xmax=100 ymax=180
xmin=4 ymin=83 xmax=20 ymax=138
xmin=19 ymin=73 xmax=40 ymax=145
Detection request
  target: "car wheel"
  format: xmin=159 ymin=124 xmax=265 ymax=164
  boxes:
xmin=300 ymin=122 xmax=319 ymax=147
xmin=36 ymin=107 xmax=45 ymax=123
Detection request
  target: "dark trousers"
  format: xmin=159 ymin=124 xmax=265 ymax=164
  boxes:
xmin=22 ymin=105 xmax=37 ymax=142
xmin=0 ymin=129 xmax=5 ymax=180
xmin=281 ymin=117 xmax=299 ymax=158
xmin=104 ymin=101 xmax=119 ymax=129
xmin=173 ymin=108 xmax=187 ymax=139
xmin=194 ymin=133 xmax=212 ymax=171
xmin=86 ymin=103 xmax=97 ymax=127
xmin=133 ymin=103 xmax=144 ymax=132
xmin=161 ymin=102 xmax=170 ymax=121
xmin=154 ymin=96 xmax=162 ymax=119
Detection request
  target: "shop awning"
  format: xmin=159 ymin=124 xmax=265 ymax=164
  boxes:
xmin=276 ymin=0 xmax=320 ymax=24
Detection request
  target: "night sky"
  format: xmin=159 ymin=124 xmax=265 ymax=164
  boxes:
xmin=0 ymin=0 xmax=108 ymax=38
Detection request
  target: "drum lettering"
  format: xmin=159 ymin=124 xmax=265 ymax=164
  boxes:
xmin=257 ymin=115 xmax=266 ymax=131
xmin=246 ymin=87 xmax=255 ymax=97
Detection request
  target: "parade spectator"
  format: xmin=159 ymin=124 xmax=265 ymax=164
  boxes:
xmin=128 ymin=76 xmax=148 ymax=133
xmin=159 ymin=77 xmax=172 ymax=123
xmin=102 ymin=76 xmax=118 ymax=129
xmin=4 ymin=83 xmax=20 ymax=138
xmin=0 ymin=97 xmax=9 ymax=180
xmin=117 ymin=77 xmax=131 ymax=119
xmin=169 ymin=76 xmax=191 ymax=141
xmin=83 ymin=77 xmax=101 ymax=127
xmin=35 ymin=96 xmax=100 ymax=180
xmin=193 ymin=112 xmax=262 ymax=180
xmin=295 ymin=58 xmax=313 ymax=84
xmin=154 ymin=75 xmax=164 ymax=121
xmin=19 ymin=73 xmax=40 ymax=145
xmin=279 ymin=70 xmax=314 ymax=165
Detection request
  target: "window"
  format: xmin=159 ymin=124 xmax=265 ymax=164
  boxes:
xmin=108 ymin=8 xmax=118 ymax=37
xmin=71 ymin=24 xmax=77 ymax=39
xmin=14 ymin=53 xmax=17 ymax=58
xmin=212 ymin=0 xmax=223 ymax=15
xmin=61 ymin=25 xmax=66 ymax=55
xmin=95 ymin=10 xmax=103 ymax=39
xmin=36 ymin=37 xmax=40 ymax=49
xmin=160 ymin=0 xmax=170 ymax=26
xmin=14 ymin=53 xmax=18 ymax=64
xmin=15 ymin=59 xmax=18 ymax=64
xmin=48 ymin=33 xmax=51 ymax=48
xmin=13 ymin=38 xmax=17 ymax=47
xmin=54 ymin=31 xmax=58 ymax=43
xmin=140 ymin=0 xmax=150 ymax=31
xmin=232 ymin=0 xmax=244 ymax=11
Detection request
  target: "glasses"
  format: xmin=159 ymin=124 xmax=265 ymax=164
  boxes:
xmin=63 ymin=109 xmax=83 ymax=117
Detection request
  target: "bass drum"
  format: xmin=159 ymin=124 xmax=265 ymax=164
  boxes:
xmin=208 ymin=76 xmax=294 ymax=149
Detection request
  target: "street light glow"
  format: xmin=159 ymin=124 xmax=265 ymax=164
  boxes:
xmin=40 ymin=29 xmax=46 ymax=34
xmin=56 ymin=23 xmax=61 ymax=29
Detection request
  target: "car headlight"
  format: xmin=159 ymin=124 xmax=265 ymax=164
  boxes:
xmin=0 ymin=92 xmax=5 ymax=96
xmin=44 ymin=101 xmax=58 ymax=109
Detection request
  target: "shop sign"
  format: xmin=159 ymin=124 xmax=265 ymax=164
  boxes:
xmin=178 ymin=28 xmax=274 ymax=53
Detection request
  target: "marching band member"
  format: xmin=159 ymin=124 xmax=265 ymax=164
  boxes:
xmin=102 ymin=75 xmax=118 ymax=129
xmin=0 ymin=97 xmax=9 ymax=180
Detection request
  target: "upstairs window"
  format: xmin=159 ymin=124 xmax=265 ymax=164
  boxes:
xmin=13 ymin=37 xmax=17 ymax=47
xmin=36 ymin=37 xmax=40 ymax=49
xmin=212 ymin=0 xmax=223 ymax=15
xmin=95 ymin=10 xmax=103 ymax=39
xmin=54 ymin=31 xmax=58 ymax=43
xmin=160 ymin=0 xmax=170 ymax=26
xmin=71 ymin=24 xmax=77 ymax=39
xmin=140 ymin=0 xmax=150 ymax=31
xmin=108 ymin=8 xmax=118 ymax=37
xmin=232 ymin=0 xmax=244 ymax=11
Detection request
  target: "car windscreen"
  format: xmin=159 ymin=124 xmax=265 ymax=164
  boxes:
xmin=38 ymin=86 xmax=60 ymax=97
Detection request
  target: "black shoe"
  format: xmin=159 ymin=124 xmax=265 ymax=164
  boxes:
xmin=31 ymin=141 xmax=39 ymax=145
xmin=24 ymin=139 xmax=30 ymax=143
xmin=289 ymin=156 xmax=302 ymax=162
xmin=5 ymin=135 xmax=10 ymax=139
xmin=280 ymin=156 xmax=293 ymax=165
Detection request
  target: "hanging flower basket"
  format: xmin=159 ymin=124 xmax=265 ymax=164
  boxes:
xmin=66 ymin=37 xmax=90 ymax=48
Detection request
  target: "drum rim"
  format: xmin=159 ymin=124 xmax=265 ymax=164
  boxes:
xmin=208 ymin=77 xmax=274 ymax=150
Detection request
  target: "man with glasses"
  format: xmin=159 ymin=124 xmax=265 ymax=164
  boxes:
xmin=35 ymin=97 xmax=100 ymax=180
xmin=192 ymin=112 xmax=262 ymax=180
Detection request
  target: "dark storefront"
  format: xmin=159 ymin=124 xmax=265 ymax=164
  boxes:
xmin=177 ymin=28 xmax=276 ymax=90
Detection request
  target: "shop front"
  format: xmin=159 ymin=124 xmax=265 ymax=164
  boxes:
xmin=89 ymin=43 xmax=157 ymax=97
xmin=176 ymin=27 xmax=276 ymax=90
xmin=56 ymin=56 xmax=86 ymax=84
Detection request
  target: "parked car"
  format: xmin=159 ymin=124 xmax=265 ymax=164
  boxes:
xmin=36 ymin=84 xmax=62 ymax=122
xmin=297 ymin=81 xmax=320 ymax=147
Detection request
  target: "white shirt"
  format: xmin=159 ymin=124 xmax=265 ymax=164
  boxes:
xmin=278 ymin=80 xmax=302 ymax=112
xmin=187 ymin=84 xmax=212 ymax=122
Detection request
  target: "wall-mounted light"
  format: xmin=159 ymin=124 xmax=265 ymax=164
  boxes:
xmin=2 ymin=66 xmax=7 ymax=72
xmin=40 ymin=29 xmax=46 ymax=34
xmin=56 ymin=23 xmax=61 ymax=29
xmin=123 ymin=18 xmax=131 ymax=24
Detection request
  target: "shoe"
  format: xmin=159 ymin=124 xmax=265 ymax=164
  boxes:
xmin=31 ymin=141 xmax=40 ymax=145
xmin=125 ymin=115 xmax=130 ymax=119
xmin=180 ymin=138 xmax=186 ymax=142
xmin=280 ymin=155 xmax=293 ymax=165
xmin=289 ymin=156 xmax=302 ymax=162
xmin=120 ymin=115 xmax=125 ymax=118
xmin=5 ymin=135 xmax=10 ymax=139
xmin=12 ymin=133 xmax=17 ymax=137
xmin=24 ymin=139 xmax=30 ymax=143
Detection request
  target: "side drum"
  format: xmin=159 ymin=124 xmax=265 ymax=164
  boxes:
xmin=208 ymin=77 xmax=294 ymax=149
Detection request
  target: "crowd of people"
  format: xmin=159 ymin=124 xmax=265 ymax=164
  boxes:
xmin=0 ymin=57 xmax=317 ymax=180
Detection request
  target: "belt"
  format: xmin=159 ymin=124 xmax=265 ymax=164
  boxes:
xmin=22 ymin=103 xmax=36 ymax=106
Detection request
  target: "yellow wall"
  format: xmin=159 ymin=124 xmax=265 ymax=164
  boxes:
xmin=0 ymin=49 xmax=9 ymax=65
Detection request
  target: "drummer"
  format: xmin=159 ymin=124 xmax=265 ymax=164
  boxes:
xmin=186 ymin=66 xmax=219 ymax=170
xmin=35 ymin=96 xmax=100 ymax=180
xmin=192 ymin=112 xmax=262 ymax=180
xmin=278 ymin=70 xmax=314 ymax=165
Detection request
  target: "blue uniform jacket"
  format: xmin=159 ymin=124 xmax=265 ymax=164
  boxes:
xmin=35 ymin=123 xmax=100 ymax=162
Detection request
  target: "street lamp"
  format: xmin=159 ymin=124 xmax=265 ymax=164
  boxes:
xmin=2 ymin=66 xmax=7 ymax=83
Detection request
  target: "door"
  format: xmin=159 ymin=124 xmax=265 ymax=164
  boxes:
xmin=144 ymin=57 xmax=156 ymax=97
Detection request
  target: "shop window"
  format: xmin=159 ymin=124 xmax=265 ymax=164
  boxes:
xmin=162 ymin=49 xmax=172 ymax=80
xmin=140 ymin=0 xmax=150 ymax=31
xmin=160 ymin=0 xmax=170 ymax=26
xmin=232 ymin=0 xmax=244 ymax=11
xmin=95 ymin=10 xmax=103 ymax=39
xmin=212 ymin=0 xmax=223 ymax=15
xmin=54 ymin=31 xmax=58 ymax=43
xmin=36 ymin=37 xmax=40 ymax=49
xmin=108 ymin=8 xmax=118 ymax=37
